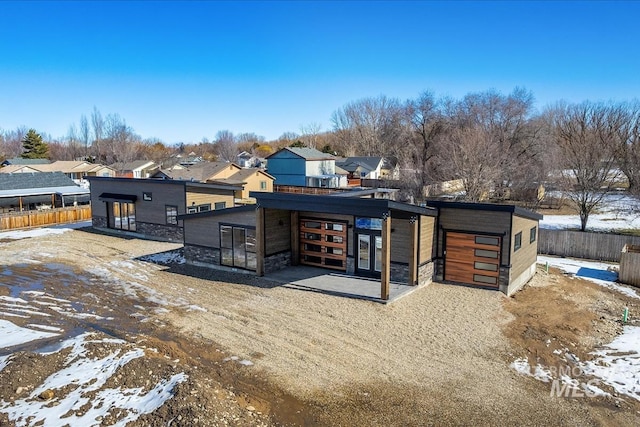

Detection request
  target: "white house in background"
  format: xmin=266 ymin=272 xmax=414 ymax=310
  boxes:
xmin=335 ymin=156 xmax=385 ymax=180
xmin=111 ymin=160 xmax=159 ymax=178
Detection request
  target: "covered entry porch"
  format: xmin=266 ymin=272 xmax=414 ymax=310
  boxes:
xmin=265 ymin=265 xmax=420 ymax=303
xmin=251 ymin=192 xmax=437 ymax=301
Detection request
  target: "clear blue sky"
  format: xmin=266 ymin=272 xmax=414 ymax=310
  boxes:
xmin=1 ymin=1 xmax=639 ymax=144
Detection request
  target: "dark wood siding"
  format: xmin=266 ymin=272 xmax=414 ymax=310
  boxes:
xmin=184 ymin=210 xmax=256 ymax=248
xmin=390 ymin=218 xmax=411 ymax=263
xmin=265 ymin=209 xmax=291 ymax=255
xmin=510 ymin=215 xmax=539 ymax=279
xmin=90 ymin=179 xmax=186 ymax=225
xmin=419 ymin=215 xmax=435 ymax=263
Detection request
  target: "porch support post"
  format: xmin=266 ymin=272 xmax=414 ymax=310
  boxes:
xmin=409 ymin=216 xmax=419 ymax=286
xmin=256 ymin=206 xmax=265 ymax=276
xmin=290 ymin=211 xmax=299 ymax=266
xmin=19 ymin=196 xmax=23 ymax=211
xmin=381 ymin=211 xmax=391 ymax=300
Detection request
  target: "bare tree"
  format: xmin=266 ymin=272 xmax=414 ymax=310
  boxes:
xmin=214 ymin=130 xmax=238 ymax=162
xmin=0 ymin=126 xmax=28 ymax=159
xmin=79 ymin=114 xmax=90 ymax=159
xmin=331 ymin=95 xmax=404 ymax=157
xmin=551 ymin=101 xmax=623 ymax=231
xmin=436 ymin=125 xmax=504 ymax=202
xmin=91 ymin=107 xmax=104 ymax=162
xmin=614 ymin=101 xmax=640 ymax=194
xmin=104 ymin=114 xmax=141 ymax=164
xmin=64 ymin=124 xmax=84 ymax=160
xmin=402 ymin=91 xmax=447 ymax=200
xmin=299 ymin=122 xmax=323 ymax=149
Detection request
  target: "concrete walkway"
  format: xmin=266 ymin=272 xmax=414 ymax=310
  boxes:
xmin=264 ymin=265 xmax=420 ymax=303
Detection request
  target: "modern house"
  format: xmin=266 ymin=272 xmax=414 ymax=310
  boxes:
xmin=179 ymin=191 xmax=543 ymax=299
xmin=266 ymin=147 xmax=346 ymax=188
xmin=0 ymin=172 xmax=90 ymax=213
xmin=87 ymin=176 xmax=242 ymax=242
xmin=111 ymin=160 xmax=159 ymax=179
xmin=208 ymin=168 xmax=275 ymax=202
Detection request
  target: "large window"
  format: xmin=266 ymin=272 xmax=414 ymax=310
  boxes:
xmin=220 ymin=225 xmax=257 ymax=270
xmin=165 ymin=205 xmax=178 ymax=225
xmin=111 ymin=202 xmax=136 ymax=231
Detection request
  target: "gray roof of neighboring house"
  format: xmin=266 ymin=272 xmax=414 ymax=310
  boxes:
xmin=0 ymin=172 xmax=88 ymax=198
xmin=1 ymin=158 xmax=51 ymax=166
xmin=157 ymin=161 xmax=239 ymax=182
xmin=335 ymin=157 xmax=383 ymax=173
xmin=268 ymin=147 xmax=336 ymax=161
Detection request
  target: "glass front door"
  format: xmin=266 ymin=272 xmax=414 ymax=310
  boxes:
xmin=357 ymin=233 xmax=382 ymax=276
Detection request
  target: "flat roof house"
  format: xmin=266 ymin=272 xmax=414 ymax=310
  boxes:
xmin=88 ymin=177 xmax=242 ymax=242
xmin=179 ymin=192 xmax=542 ymax=299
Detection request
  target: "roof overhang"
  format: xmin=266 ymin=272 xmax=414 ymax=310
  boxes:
xmin=250 ymin=192 xmax=437 ymax=218
xmin=98 ymin=193 xmax=137 ymax=203
xmin=0 ymin=186 xmax=89 ymax=199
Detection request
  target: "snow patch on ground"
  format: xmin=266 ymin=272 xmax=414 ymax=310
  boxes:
xmin=537 ymin=255 xmax=640 ymax=299
xmin=512 ymin=257 xmax=640 ymax=401
xmin=0 ymin=333 xmax=188 ymax=427
xmin=0 ymin=221 xmax=90 ymax=241
xmin=0 ymin=319 xmax=60 ymax=348
xmin=139 ymin=250 xmax=186 ymax=265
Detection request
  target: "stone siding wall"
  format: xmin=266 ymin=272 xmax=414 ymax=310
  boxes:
xmin=418 ymin=261 xmax=434 ymax=286
xmin=184 ymin=245 xmax=220 ymax=267
xmin=265 ymin=251 xmax=291 ymax=274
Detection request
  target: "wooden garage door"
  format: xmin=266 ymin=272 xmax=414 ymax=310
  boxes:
xmin=300 ymin=218 xmax=347 ymax=271
xmin=445 ymin=232 xmax=501 ymax=288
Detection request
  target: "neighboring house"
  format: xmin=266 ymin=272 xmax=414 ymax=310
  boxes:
xmin=0 ymin=165 xmax=41 ymax=174
xmin=335 ymin=157 xmax=384 ymax=181
xmin=208 ymin=168 xmax=275 ymax=201
xmin=3 ymin=161 xmax=117 ymax=188
xmin=1 ymin=158 xmax=51 ymax=167
xmin=425 ymin=200 xmax=542 ymax=295
xmin=87 ymin=176 xmax=241 ymax=242
xmin=380 ymin=157 xmax=400 ymax=180
xmin=151 ymin=161 xmax=242 ymax=182
xmin=111 ymin=160 xmax=159 ymax=178
xmin=266 ymin=147 xmax=346 ymax=188
xmin=179 ymin=191 xmax=542 ymax=299
xmin=0 ymin=172 xmax=90 ymax=213
xmin=236 ymin=151 xmax=258 ymax=168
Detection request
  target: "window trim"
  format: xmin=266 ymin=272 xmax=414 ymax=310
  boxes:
xmin=530 ymin=226 xmax=537 ymax=243
xmin=214 ymin=201 xmax=227 ymax=210
xmin=165 ymin=205 xmax=178 ymax=225
xmin=514 ymin=231 xmax=522 ymax=252
xmin=259 ymin=180 xmax=267 ymax=190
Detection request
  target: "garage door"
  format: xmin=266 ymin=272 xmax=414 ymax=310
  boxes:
xmin=300 ymin=218 xmax=347 ymax=271
xmin=445 ymin=232 xmax=501 ymax=288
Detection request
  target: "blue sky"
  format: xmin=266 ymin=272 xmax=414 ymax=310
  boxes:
xmin=1 ymin=1 xmax=639 ymax=144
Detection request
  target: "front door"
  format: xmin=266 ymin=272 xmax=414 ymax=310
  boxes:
xmin=357 ymin=233 xmax=382 ymax=276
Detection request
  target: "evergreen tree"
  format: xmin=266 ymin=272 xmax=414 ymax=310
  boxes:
xmin=21 ymin=129 xmax=49 ymax=159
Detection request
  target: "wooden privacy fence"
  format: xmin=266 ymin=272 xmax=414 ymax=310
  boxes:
xmin=619 ymin=245 xmax=640 ymax=287
xmin=0 ymin=206 xmax=92 ymax=231
xmin=538 ymin=228 xmax=640 ymax=262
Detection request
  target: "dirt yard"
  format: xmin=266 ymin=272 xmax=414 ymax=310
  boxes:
xmin=1 ymin=226 xmax=639 ymax=426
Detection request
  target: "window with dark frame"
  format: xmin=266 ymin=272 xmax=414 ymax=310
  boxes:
xmin=214 ymin=201 xmax=226 ymax=210
xmin=142 ymin=192 xmax=152 ymax=201
xmin=165 ymin=205 xmax=178 ymax=225
xmin=530 ymin=226 xmax=537 ymax=243
xmin=514 ymin=231 xmax=522 ymax=251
